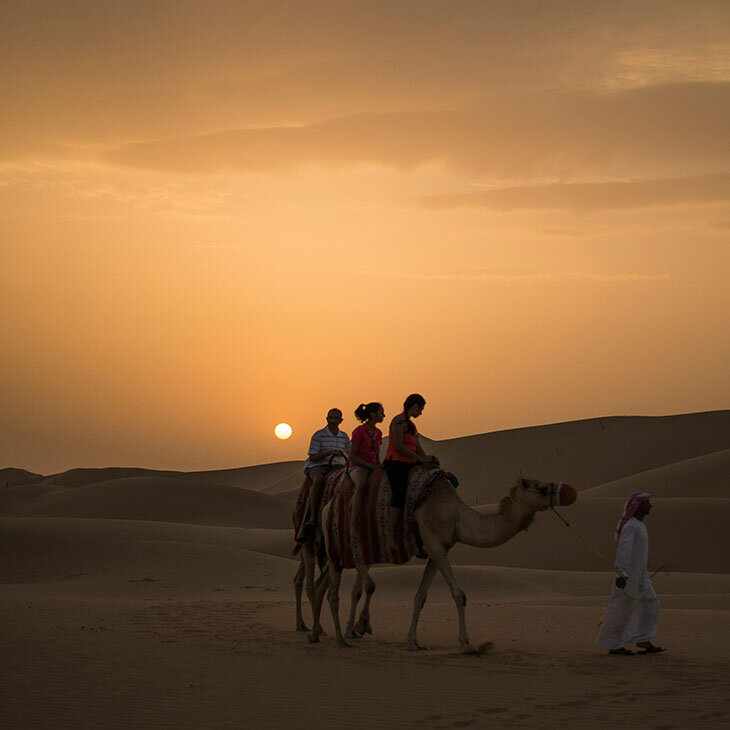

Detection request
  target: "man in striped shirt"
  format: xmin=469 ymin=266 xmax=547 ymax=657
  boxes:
xmin=303 ymin=408 xmax=350 ymax=527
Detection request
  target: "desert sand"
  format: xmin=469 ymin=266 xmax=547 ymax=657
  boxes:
xmin=2 ymin=411 xmax=730 ymax=729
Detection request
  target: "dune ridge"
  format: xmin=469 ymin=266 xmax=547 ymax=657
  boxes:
xmin=3 ymin=476 xmax=293 ymax=528
xmin=580 ymin=448 xmax=730 ymax=498
xmin=428 ymin=410 xmax=730 ymax=504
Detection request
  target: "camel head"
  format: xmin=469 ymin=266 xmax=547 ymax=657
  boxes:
xmin=511 ymin=478 xmax=577 ymax=511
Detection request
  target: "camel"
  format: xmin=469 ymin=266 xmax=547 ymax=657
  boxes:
xmin=294 ymin=540 xmax=373 ymax=639
xmin=292 ymin=550 xmax=328 ymax=632
xmin=291 ymin=468 xmax=347 ymax=632
xmin=310 ymin=475 xmax=577 ymax=649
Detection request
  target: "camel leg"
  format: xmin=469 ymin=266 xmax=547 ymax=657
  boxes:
xmin=326 ymin=559 xmax=350 ymax=647
xmin=345 ymin=572 xmax=363 ymax=639
xmin=303 ymin=541 xmax=330 ymax=641
xmin=312 ymin=565 xmax=328 ymax=636
xmin=302 ymin=543 xmax=316 ymax=605
xmin=427 ymin=547 xmax=469 ymax=649
xmin=293 ymin=557 xmax=308 ymax=631
xmin=308 ymin=559 xmax=329 ymax=643
xmin=355 ymin=564 xmax=376 ymax=636
xmin=406 ymin=558 xmax=438 ymax=651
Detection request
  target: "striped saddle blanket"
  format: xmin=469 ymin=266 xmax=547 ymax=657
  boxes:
xmin=292 ymin=467 xmax=348 ymax=544
xmin=325 ymin=466 xmax=444 ymax=571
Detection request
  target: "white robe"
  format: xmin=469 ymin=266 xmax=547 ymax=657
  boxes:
xmin=596 ymin=517 xmax=660 ymax=649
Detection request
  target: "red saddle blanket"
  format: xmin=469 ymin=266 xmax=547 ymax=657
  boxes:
xmin=325 ymin=466 xmax=444 ymax=571
xmin=292 ymin=467 xmax=348 ymax=544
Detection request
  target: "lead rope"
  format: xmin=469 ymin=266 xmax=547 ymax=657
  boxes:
xmin=549 ymin=505 xmax=665 ymax=603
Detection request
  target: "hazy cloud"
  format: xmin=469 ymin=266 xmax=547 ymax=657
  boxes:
xmin=3 ymin=2 xmax=730 ymax=164
xmin=538 ymin=226 xmax=612 ymax=238
xmin=419 ymin=173 xmax=730 ymax=211
xmin=354 ymin=270 xmax=671 ymax=283
xmin=106 ymin=83 xmax=730 ymax=179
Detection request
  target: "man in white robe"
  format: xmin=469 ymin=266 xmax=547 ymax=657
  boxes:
xmin=596 ymin=491 xmax=665 ymax=655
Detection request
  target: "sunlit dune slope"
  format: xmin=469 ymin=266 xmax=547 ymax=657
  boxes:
xmin=2 ymin=477 xmax=293 ymax=528
xmin=30 ymin=461 xmax=306 ymax=492
xmin=0 ymin=517 xmax=293 ymax=590
xmin=186 ymin=461 xmax=304 ymax=490
xmin=580 ymin=448 xmax=730 ymax=498
xmin=3 ymin=517 xmax=729 ymax=609
xmin=428 ymin=411 xmax=730 ymax=504
xmin=0 ymin=482 xmax=69 ymax=513
xmin=38 ymin=467 xmax=183 ymax=488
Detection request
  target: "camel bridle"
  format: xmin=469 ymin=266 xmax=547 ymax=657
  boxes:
xmin=509 ymin=479 xmax=562 ymax=511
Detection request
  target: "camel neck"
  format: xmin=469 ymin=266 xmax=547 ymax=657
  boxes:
xmin=456 ymin=497 xmax=534 ymax=548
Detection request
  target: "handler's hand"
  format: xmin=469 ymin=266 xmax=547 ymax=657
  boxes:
xmin=615 ymin=576 xmax=627 ymax=589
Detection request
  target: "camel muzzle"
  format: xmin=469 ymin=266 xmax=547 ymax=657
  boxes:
xmin=558 ymin=484 xmax=577 ymax=506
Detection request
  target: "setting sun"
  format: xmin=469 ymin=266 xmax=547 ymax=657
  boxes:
xmin=274 ymin=423 xmax=293 ymax=440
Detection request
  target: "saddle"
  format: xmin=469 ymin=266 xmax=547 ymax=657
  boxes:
xmin=324 ymin=466 xmax=444 ymax=571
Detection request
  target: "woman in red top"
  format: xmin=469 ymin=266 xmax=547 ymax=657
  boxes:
xmin=349 ymin=402 xmax=385 ymax=534
xmin=384 ymin=393 xmax=438 ymax=550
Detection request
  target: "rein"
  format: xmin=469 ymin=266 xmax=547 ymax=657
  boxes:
xmin=548 ymin=504 xmax=663 ymax=602
xmin=509 ymin=482 xmax=663 ymax=603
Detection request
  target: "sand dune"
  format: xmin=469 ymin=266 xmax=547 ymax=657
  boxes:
xmin=31 ymin=460 xmax=306 ymax=492
xmin=18 ymin=411 xmax=729 ymax=505
xmin=3 ymin=476 xmax=293 ymax=528
xmin=0 ymin=516 xmax=294 ymax=591
xmin=257 ymin=469 xmax=308 ymax=496
xmin=274 ymin=485 xmax=307 ymax=501
xmin=580 ymin=448 xmax=730 ymax=498
xmin=429 ymin=410 xmax=730 ymax=504
xmin=4 ymin=516 xmax=729 ymax=608
xmin=0 ymin=482 xmax=69 ymax=512
xmin=3 ymin=410 xmax=730 ymax=730
xmin=186 ymin=460 xmax=305 ymax=491
xmin=38 ymin=466 xmax=184 ymax=487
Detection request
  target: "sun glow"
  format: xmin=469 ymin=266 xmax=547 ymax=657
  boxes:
xmin=274 ymin=423 xmax=293 ymax=440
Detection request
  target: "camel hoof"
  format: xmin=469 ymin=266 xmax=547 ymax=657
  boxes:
xmin=307 ymin=632 xmax=320 ymax=644
xmin=407 ymin=642 xmax=427 ymax=652
xmin=337 ymin=640 xmax=352 ymax=648
xmin=296 ymin=623 xmax=309 ymax=632
xmin=356 ymin=620 xmax=372 ymax=636
xmin=315 ymin=624 xmax=326 ymax=637
xmin=345 ymin=628 xmax=362 ymax=639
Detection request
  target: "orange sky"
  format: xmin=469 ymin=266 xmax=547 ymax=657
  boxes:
xmin=2 ymin=1 xmax=729 ymax=474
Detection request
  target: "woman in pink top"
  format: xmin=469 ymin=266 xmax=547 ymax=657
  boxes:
xmin=349 ymin=402 xmax=385 ymax=534
xmin=384 ymin=393 xmax=438 ymax=550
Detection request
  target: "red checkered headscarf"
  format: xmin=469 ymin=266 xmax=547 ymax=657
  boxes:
xmin=614 ymin=491 xmax=650 ymax=540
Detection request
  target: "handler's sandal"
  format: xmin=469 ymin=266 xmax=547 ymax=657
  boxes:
xmin=637 ymin=642 xmax=665 ymax=654
xmin=609 ymin=647 xmax=634 ymax=655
